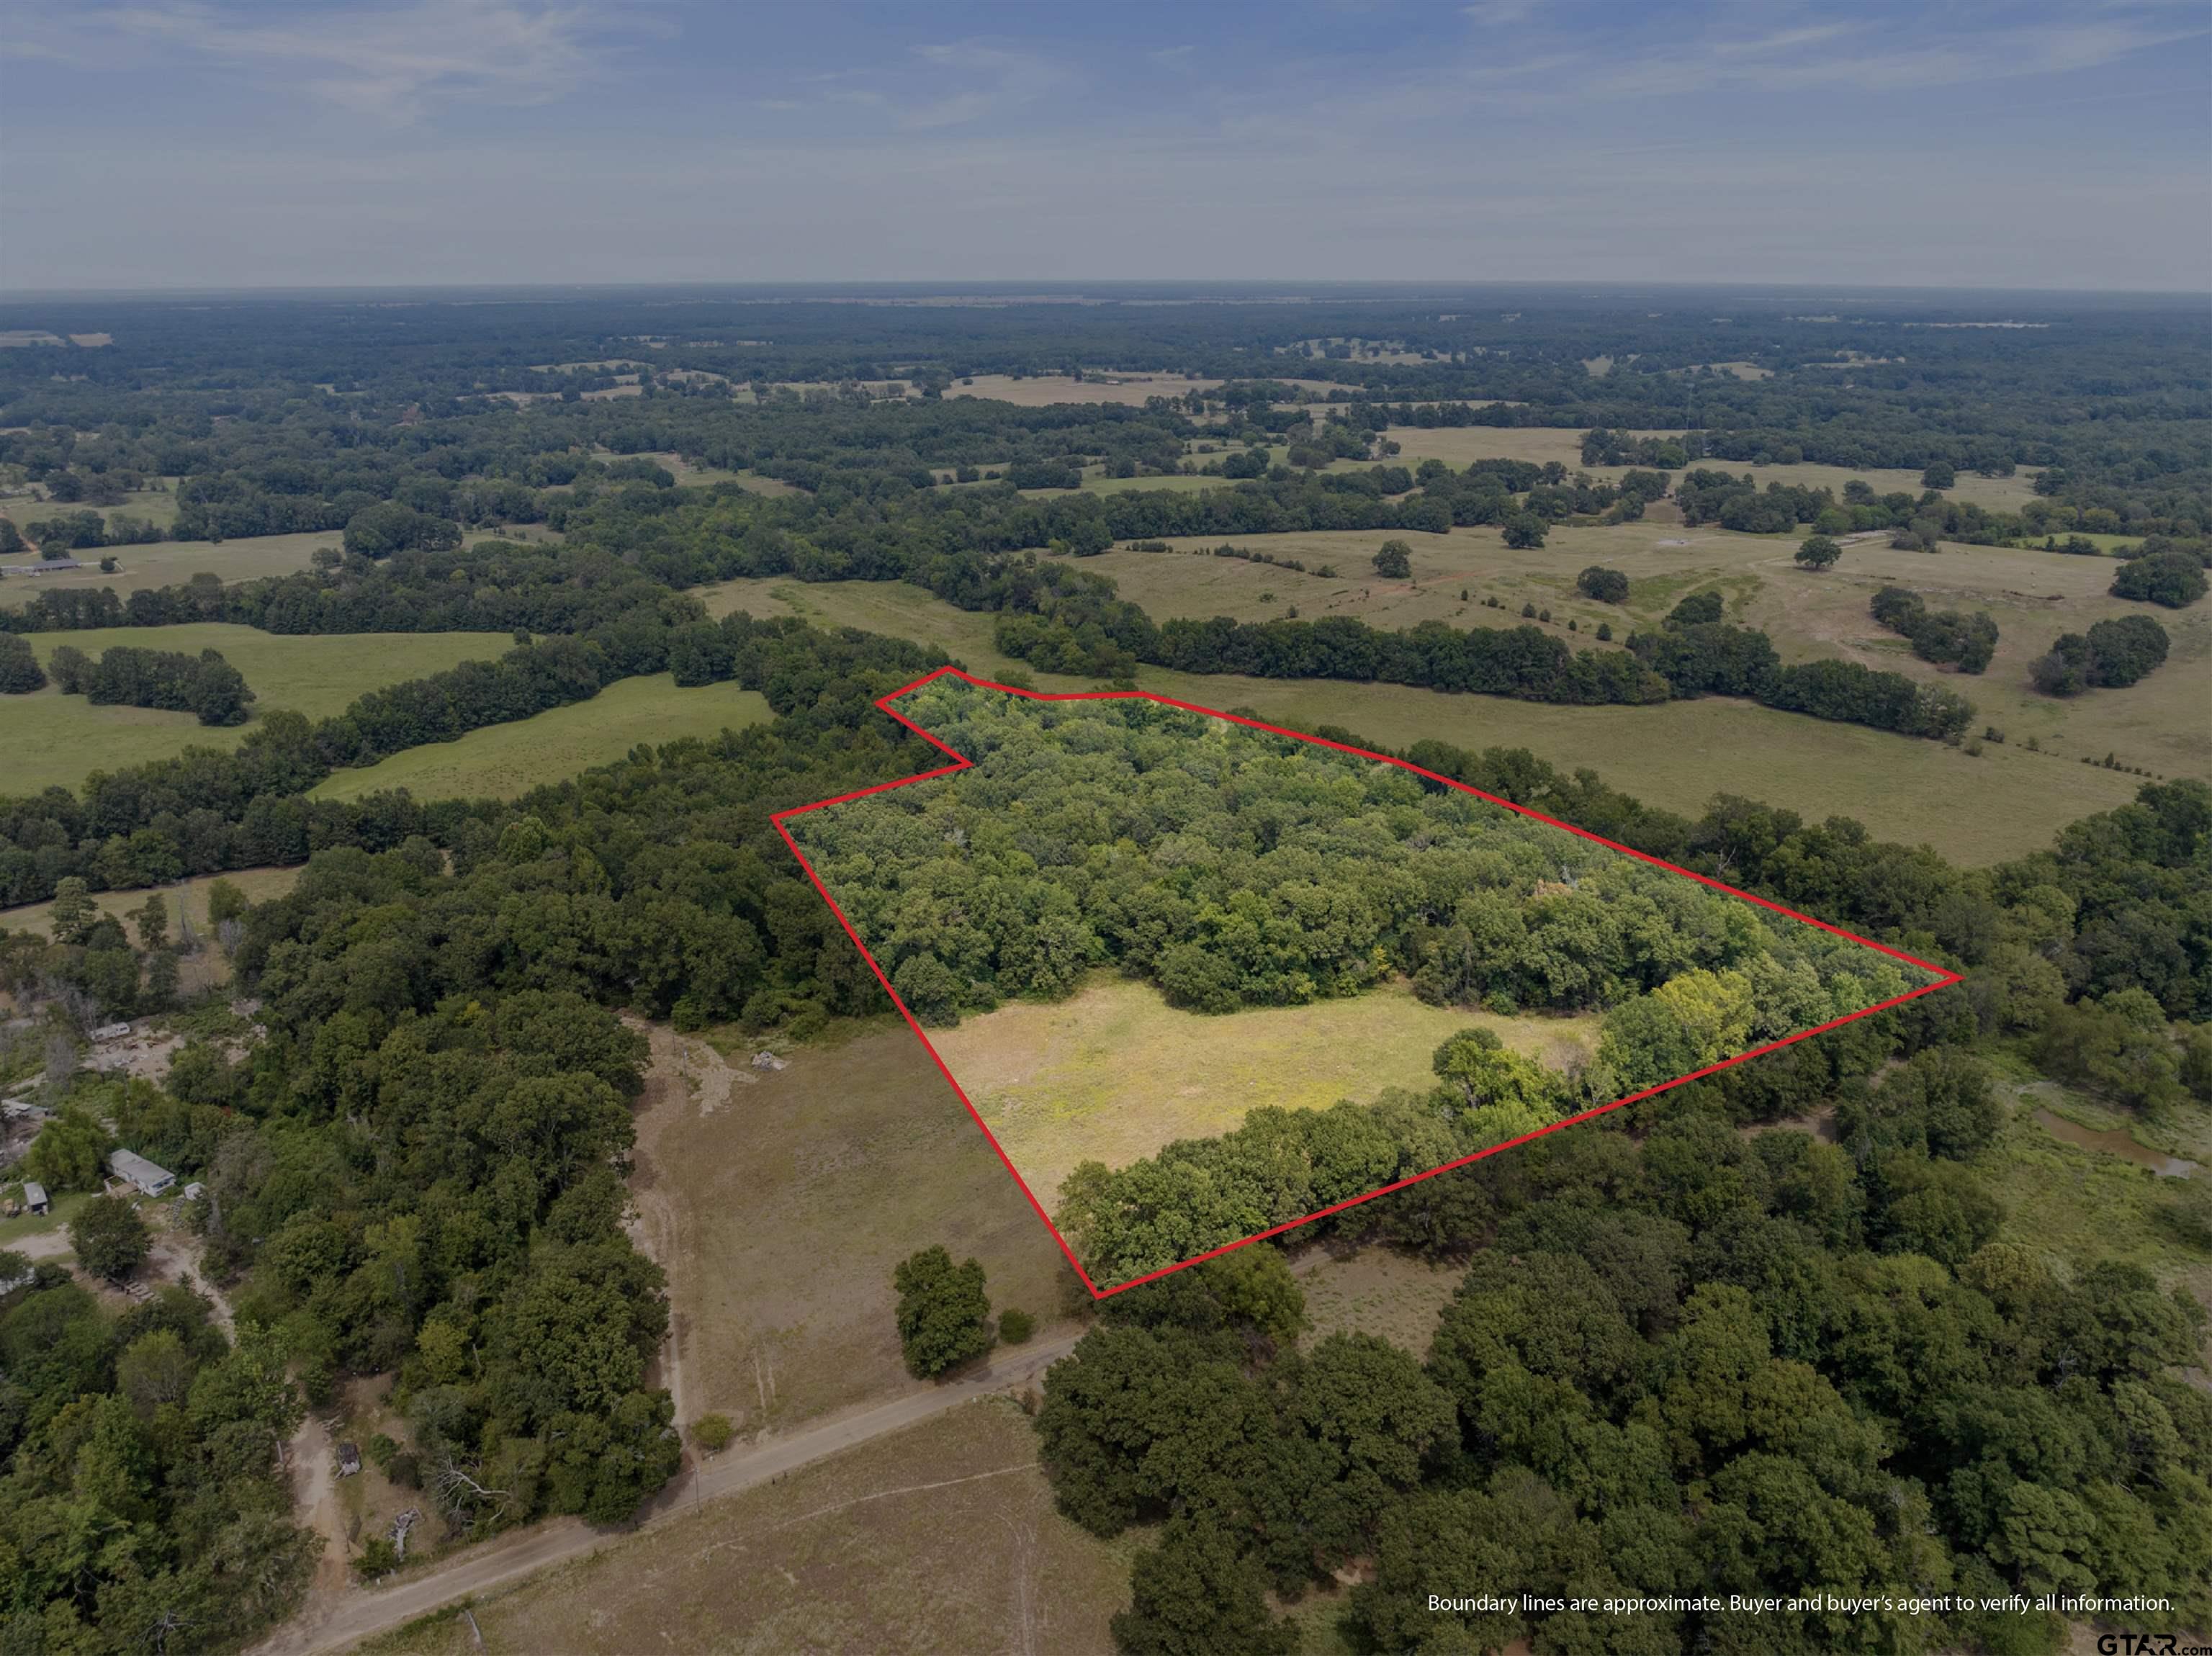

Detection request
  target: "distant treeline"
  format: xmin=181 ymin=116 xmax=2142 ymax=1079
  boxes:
xmin=982 ymin=562 xmax=1977 ymax=742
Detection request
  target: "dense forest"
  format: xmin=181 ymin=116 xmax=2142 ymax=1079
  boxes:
xmin=4 ymin=287 xmax=2208 ymax=533
xmin=0 ymin=290 xmax=2206 ymax=1653
xmin=1 ymin=605 xmax=2206 ymax=1650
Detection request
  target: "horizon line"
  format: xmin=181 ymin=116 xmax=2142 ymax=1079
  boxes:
xmin=4 ymin=277 xmax=2209 ymax=305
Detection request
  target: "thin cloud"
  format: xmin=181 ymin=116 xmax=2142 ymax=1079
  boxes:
xmin=901 ymin=37 xmax=1069 ymax=129
xmin=105 ymin=1 xmax=624 ymax=120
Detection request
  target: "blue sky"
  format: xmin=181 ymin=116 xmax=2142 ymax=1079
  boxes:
xmin=3 ymin=1 xmax=2207 ymax=292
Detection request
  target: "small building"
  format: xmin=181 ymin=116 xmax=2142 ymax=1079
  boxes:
xmin=108 ymin=1150 xmax=175 ymax=1197
xmin=182 ymin=1182 xmax=206 ymax=1203
xmin=91 ymin=1022 xmax=132 ymax=1042
xmin=336 ymin=1442 xmax=361 ymax=1478
xmin=21 ymin=1182 xmax=48 ymax=1215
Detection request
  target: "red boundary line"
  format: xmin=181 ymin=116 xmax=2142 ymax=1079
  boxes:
xmin=770 ymin=667 xmax=1962 ymax=1300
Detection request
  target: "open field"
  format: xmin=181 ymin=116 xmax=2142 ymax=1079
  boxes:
xmin=1084 ymin=523 xmax=2208 ymax=783
xmin=310 ymin=675 xmax=773 ymax=803
xmin=929 ymin=977 xmax=1599 ymax=1215
xmin=628 ymin=1016 xmax=1084 ymax=1436
xmin=351 ymin=1400 xmax=1128 ymax=1656
xmin=1373 ymin=426 xmax=2040 ymax=509
xmin=4 ymin=625 xmax=516 ymax=796
xmin=0 ymin=526 xmax=532 ymax=607
xmin=948 ymin=372 xmax=1215 ymax=408
xmin=693 ymin=576 xmax=2142 ymax=864
xmin=0 ymin=863 xmax=300 ymax=941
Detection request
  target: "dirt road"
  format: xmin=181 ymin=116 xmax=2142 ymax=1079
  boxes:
xmin=250 ymin=1328 xmax=1084 ymax=1656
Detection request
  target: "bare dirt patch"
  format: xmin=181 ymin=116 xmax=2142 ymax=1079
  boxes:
xmin=623 ymin=1017 xmax=1086 ymax=1437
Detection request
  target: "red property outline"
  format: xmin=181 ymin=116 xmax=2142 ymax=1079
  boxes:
xmin=772 ymin=667 xmax=1961 ymax=1299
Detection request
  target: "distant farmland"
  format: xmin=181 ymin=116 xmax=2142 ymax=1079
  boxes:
xmin=311 ymin=674 xmax=773 ymax=803
xmin=694 ymin=575 xmax=2141 ymax=864
xmin=3 ymin=624 xmax=514 ymax=795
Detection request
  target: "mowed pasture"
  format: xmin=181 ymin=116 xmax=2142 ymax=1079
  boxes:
xmin=355 ymin=1401 xmax=1127 ymax=1656
xmin=928 ymin=978 xmax=1599 ymax=1215
xmin=627 ymin=1017 xmax=1084 ymax=1436
xmin=310 ymin=674 xmax=773 ymax=804
xmin=3 ymin=624 xmax=516 ymax=796
xmin=694 ymin=575 xmax=2143 ymax=865
xmin=948 ymin=372 xmax=1216 ymax=407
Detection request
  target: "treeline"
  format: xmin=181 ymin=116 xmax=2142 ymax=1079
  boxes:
xmin=1869 ymin=587 xmax=1999 ymax=674
xmin=982 ymin=560 xmax=1977 ymax=740
xmin=0 ymin=538 xmax=680 ymax=639
xmin=0 ymin=608 xmax=926 ymax=907
xmin=1041 ymin=1068 xmax=2209 ymax=1654
xmin=49 ymin=642 xmax=256 ymax=725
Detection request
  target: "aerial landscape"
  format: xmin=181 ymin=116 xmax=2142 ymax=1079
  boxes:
xmin=0 ymin=4 xmax=2208 ymax=1655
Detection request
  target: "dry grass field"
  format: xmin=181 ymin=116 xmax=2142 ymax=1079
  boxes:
xmin=1295 ymin=1245 xmax=1464 ymax=1359
xmin=0 ymin=526 xmax=532 ymax=608
xmin=925 ymin=978 xmax=1599 ymax=1214
xmin=948 ymin=373 xmax=1215 ymax=408
xmin=626 ymin=1017 xmax=1084 ymax=1436
xmin=354 ymin=1400 xmax=1130 ymax=1656
xmin=3 ymin=624 xmax=516 ymax=795
xmin=310 ymin=675 xmax=773 ymax=804
xmin=1372 ymin=427 xmax=2038 ymax=509
xmin=1082 ymin=523 xmax=2208 ymax=783
xmin=0 ymin=864 xmax=300 ymax=940
xmin=696 ymin=575 xmax=2143 ymax=865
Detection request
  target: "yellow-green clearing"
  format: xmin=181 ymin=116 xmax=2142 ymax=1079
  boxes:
xmin=310 ymin=673 xmax=773 ymax=802
xmin=3 ymin=625 xmax=515 ymax=796
xmin=928 ymin=977 xmax=1599 ymax=1215
xmin=692 ymin=576 xmax=2141 ymax=865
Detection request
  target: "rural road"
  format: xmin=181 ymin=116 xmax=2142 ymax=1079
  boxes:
xmin=251 ymin=1328 xmax=1087 ymax=1656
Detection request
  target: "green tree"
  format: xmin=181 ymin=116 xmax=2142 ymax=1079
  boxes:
xmin=892 ymin=1246 xmax=993 ymax=1377
xmin=23 ymin=1107 xmax=112 ymax=1191
xmin=0 ymin=634 xmax=45 ymax=694
xmin=1111 ymin=1520 xmax=1298 ymax=1656
xmin=49 ymin=875 xmax=94 ymax=945
xmin=70 ymin=1194 xmax=152 ymax=1282
xmin=1371 ymin=540 xmax=1413 ymax=580
xmin=1575 ymin=565 xmax=1629 ymax=603
xmin=132 ymin=891 xmax=168 ymax=953
xmin=116 ymin=1328 xmax=199 ymax=1417
xmin=1795 ymin=534 xmax=1843 ymax=570
xmin=1502 ymin=515 xmax=1547 ymax=549
xmin=205 ymin=877 xmax=248 ymax=926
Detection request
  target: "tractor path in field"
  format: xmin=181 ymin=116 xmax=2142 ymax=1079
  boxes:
xmin=248 ymin=1328 xmax=1084 ymax=1656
